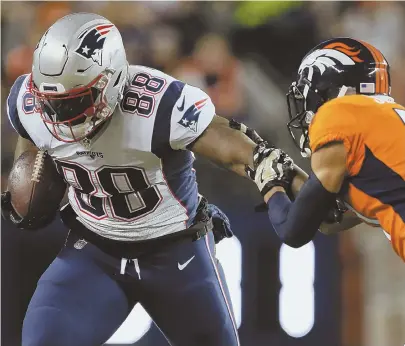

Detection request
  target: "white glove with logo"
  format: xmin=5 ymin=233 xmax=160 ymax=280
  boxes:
xmin=250 ymin=142 xmax=296 ymax=197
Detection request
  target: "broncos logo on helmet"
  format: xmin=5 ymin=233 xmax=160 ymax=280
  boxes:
xmin=298 ymin=48 xmax=356 ymax=76
xmin=75 ymin=24 xmax=114 ymax=66
xmin=286 ymin=37 xmax=391 ymax=157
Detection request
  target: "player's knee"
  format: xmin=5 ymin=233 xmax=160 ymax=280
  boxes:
xmin=22 ymin=306 xmax=86 ymax=346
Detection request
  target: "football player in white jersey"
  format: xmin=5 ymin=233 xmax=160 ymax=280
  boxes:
xmin=1 ymin=13 xmax=318 ymax=346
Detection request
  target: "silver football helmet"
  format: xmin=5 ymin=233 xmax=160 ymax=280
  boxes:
xmin=30 ymin=12 xmax=128 ymax=142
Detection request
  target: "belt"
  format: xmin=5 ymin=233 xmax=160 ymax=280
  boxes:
xmin=59 ymin=200 xmax=213 ymax=259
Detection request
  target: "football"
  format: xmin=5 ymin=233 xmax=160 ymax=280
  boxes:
xmin=7 ymin=149 xmax=67 ymax=220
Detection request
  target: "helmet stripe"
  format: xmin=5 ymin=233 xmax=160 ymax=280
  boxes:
xmin=323 ymin=42 xmax=364 ymax=62
xmin=371 ymin=44 xmax=388 ymax=94
xmin=96 ymin=24 xmax=114 ymax=31
xmin=360 ymin=40 xmax=388 ymax=94
xmin=361 ymin=41 xmax=380 ymax=93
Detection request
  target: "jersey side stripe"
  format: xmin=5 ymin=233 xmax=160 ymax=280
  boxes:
xmin=161 ymin=151 xmax=198 ymax=226
xmin=7 ymin=74 xmax=33 ymax=142
xmin=349 ymin=145 xmax=405 ymax=222
xmin=151 ymin=79 xmax=198 ymax=225
xmin=151 ymin=80 xmax=185 ymax=158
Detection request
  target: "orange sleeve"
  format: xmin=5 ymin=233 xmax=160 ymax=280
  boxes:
xmin=309 ymin=100 xmax=365 ymax=176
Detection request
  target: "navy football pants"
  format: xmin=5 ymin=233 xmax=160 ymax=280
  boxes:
xmin=22 ymin=231 xmax=239 ymax=346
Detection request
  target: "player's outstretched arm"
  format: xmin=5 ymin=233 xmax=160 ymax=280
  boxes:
xmin=190 ymin=115 xmax=257 ymax=178
xmin=189 ymin=114 xmax=358 ymax=246
xmin=263 ymin=141 xmax=361 ymax=247
xmin=289 ymin=159 xmax=362 ymax=234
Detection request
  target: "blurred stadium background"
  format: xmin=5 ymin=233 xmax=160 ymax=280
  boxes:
xmin=1 ymin=1 xmax=405 ymax=346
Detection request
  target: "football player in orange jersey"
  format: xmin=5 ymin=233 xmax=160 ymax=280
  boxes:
xmin=256 ymin=37 xmax=405 ymax=261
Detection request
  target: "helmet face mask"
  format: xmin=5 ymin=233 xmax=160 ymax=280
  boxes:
xmin=30 ymin=71 xmax=114 ymax=142
xmin=31 ymin=13 xmax=128 ymax=143
xmin=287 ymin=80 xmax=325 ymax=157
xmin=286 ymin=37 xmax=391 ymax=157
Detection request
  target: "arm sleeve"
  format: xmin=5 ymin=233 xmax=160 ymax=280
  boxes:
xmin=266 ymin=172 xmax=338 ymax=248
xmin=169 ymin=84 xmax=215 ymax=150
xmin=309 ymin=100 xmax=364 ymax=176
xmin=6 ymin=74 xmax=33 ymax=142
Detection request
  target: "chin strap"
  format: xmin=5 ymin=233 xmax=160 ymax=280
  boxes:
xmin=337 ymin=85 xmax=349 ymax=98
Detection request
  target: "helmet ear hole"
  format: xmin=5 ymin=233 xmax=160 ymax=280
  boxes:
xmin=305 ymin=87 xmax=326 ymax=114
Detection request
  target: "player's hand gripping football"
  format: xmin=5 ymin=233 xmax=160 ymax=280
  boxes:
xmin=1 ymin=189 xmax=57 ymax=230
xmin=1 ymin=191 xmax=49 ymax=230
xmin=1 ymin=191 xmax=12 ymax=218
xmin=3 ymin=190 xmax=32 ymax=229
xmin=250 ymin=142 xmax=296 ymax=197
xmin=1 ymin=190 xmax=25 ymax=227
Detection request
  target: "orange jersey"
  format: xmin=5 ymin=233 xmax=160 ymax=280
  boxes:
xmin=309 ymin=95 xmax=405 ymax=261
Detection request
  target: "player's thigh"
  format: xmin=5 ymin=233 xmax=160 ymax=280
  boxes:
xmin=22 ymin=236 xmax=130 ymax=346
xmin=140 ymin=233 xmax=239 ymax=346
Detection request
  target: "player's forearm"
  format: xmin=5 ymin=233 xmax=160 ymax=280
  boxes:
xmin=290 ymin=164 xmax=309 ymax=197
xmin=287 ymin=164 xmax=361 ymax=233
xmin=225 ymin=163 xmax=252 ymax=178
xmin=191 ymin=115 xmax=256 ymax=178
xmin=265 ymin=172 xmax=338 ymax=248
xmin=14 ymin=136 xmax=37 ymax=161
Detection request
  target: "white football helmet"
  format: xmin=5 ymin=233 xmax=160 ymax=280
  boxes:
xmin=30 ymin=12 xmax=128 ymax=142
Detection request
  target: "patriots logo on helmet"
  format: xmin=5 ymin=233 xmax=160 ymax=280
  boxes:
xmin=75 ymin=24 xmax=114 ymax=66
xmin=178 ymin=98 xmax=208 ymax=133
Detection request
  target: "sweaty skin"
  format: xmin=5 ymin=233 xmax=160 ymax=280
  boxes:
xmin=14 ymin=136 xmax=37 ymax=161
xmin=190 ymin=115 xmax=256 ymax=177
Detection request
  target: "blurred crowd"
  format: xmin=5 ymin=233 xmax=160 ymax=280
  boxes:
xmin=1 ymin=1 xmax=242 ymax=184
xmin=2 ymin=1 xmax=405 ymax=173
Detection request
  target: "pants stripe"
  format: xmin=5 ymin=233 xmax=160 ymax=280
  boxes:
xmin=204 ymin=236 xmax=240 ymax=345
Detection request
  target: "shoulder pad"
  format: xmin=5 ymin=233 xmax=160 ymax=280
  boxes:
xmin=6 ymin=74 xmax=33 ymax=142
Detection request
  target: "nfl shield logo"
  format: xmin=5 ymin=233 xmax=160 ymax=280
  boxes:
xmin=74 ymin=239 xmax=88 ymax=250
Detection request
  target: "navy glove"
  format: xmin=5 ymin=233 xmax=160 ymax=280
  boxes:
xmin=207 ymin=204 xmax=233 ymax=244
xmin=324 ymin=197 xmax=348 ymax=224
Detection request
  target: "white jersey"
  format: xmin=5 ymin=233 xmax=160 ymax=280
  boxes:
xmin=7 ymin=66 xmax=215 ymax=241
